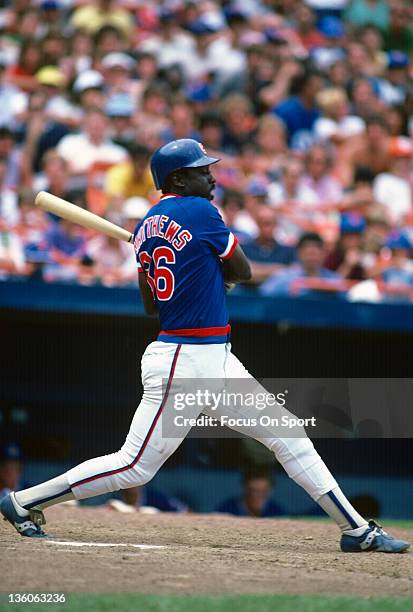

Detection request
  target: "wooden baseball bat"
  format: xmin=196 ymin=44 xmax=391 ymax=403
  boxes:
xmin=34 ymin=191 xmax=134 ymax=244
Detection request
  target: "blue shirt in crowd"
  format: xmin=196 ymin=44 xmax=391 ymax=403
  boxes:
xmin=273 ymin=96 xmax=320 ymax=141
xmin=242 ymin=239 xmax=296 ymax=265
xmin=260 ymin=265 xmax=343 ymax=298
xmin=216 ymin=496 xmax=286 ymax=518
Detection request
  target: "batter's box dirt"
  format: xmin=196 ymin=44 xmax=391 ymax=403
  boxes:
xmin=0 ymin=507 xmax=412 ymax=597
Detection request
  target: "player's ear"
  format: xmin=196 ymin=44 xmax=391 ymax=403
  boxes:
xmin=170 ymin=170 xmax=186 ymax=188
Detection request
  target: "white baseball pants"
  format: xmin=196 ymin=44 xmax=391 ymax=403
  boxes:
xmin=67 ymin=341 xmax=337 ymax=502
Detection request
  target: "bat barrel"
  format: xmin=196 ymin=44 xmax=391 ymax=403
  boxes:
xmin=35 ymin=191 xmax=133 ymax=244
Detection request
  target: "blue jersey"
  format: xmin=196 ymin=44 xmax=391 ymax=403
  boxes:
xmin=133 ymin=195 xmax=238 ymax=344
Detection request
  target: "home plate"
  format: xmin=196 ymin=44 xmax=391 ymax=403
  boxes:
xmin=46 ymin=541 xmax=165 ymax=549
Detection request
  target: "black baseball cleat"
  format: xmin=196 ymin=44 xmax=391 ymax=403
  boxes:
xmin=0 ymin=493 xmax=48 ymax=538
xmin=340 ymin=520 xmax=410 ymax=553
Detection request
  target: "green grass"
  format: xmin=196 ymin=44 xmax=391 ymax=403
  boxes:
xmin=292 ymin=517 xmax=413 ymax=529
xmin=377 ymin=520 xmax=413 ymax=530
xmin=2 ymin=594 xmax=413 ymax=612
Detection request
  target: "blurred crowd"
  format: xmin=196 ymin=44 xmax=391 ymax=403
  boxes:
xmin=2 ymin=0 xmax=413 ymax=301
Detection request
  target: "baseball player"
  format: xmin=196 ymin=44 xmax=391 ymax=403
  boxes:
xmin=1 ymin=139 xmax=409 ymax=553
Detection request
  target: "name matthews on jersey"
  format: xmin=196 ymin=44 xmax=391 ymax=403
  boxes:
xmin=134 ymin=215 xmax=193 ymax=253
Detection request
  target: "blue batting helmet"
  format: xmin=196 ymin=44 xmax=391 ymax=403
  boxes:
xmin=150 ymin=139 xmax=220 ymax=190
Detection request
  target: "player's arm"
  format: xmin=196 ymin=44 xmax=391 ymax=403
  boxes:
xmin=198 ymin=199 xmax=251 ymax=283
xmin=138 ymin=272 xmax=158 ymax=316
xmin=222 ymin=243 xmax=251 ymax=283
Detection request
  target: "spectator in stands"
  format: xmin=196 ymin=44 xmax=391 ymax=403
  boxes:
xmin=377 ymin=51 xmax=409 ymax=107
xmin=383 ymin=2 xmax=413 ymax=55
xmin=0 ymin=128 xmax=25 ymax=194
xmin=386 ymin=106 xmax=407 ymax=138
xmin=229 ymin=180 xmax=266 ymax=239
xmin=219 ymin=190 xmax=251 ymax=244
xmin=273 ymin=69 xmax=324 ymax=144
xmin=108 ymin=485 xmax=188 ymax=513
xmin=337 ymin=114 xmax=391 ymax=186
xmin=42 ymin=32 xmax=67 ymax=69
xmin=42 ymin=219 xmax=87 ymax=282
xmin=0 ymin=443 xmax=24 ymax=503
xmin=161 ymin=98 xmax=199 ymax=142
xmin=62 ymin=30 xmax=94 ymax=84
xmin=294 ymin=4 xmax=326 ymax=52
xmin=269 ymin=157 xmax=316 ymax=209
xmin=348 ymin=77 xmax=383 ymax=120
xmin=216 ymin=469 xmax=285 ymax=518
xmin=0 ymin=159 xmax=18 ymax=226
xmin=18 ymin=190 xmax=51 ymax=275
xmin=345 ymin=0 xmax=389 ymax=31
xmin=105 ymin=93 xmax=136 ymax=148
xmin=0 ymin=55 xmax=28 ymax=131
xmin=24 ymin=88 xmax=72 ymax=175
xmin=70 ymin=0 xmax=134 ymax=39
xmin=105 ymin=143 xmax=154 ymax=208
xmin=310 ymin=16 xmax=347 ymax=71
xmin=372 ymin=136 xmax=413 ymax=226
xmin=88 ymin=197 xmax=150 ymax=287
xmin=381 ymin=231 xmax=413 ymax=301
xmin=328 ymin=59 xmax=351 ymax=90
xmin=34 ymin=150 xmax=86 ymax=209
xmin=87 ymin=234 xmax=131 ymax=287
xmin=238 ymin=143 xmax=265 ymax=184
xmin=6 ymin=38 xmax=43 ymax=92
xmin=139 ymin=8 xmax=193 ymax=74
xmin=197 ymin=112 xmax=224 ymax=154
xmin=357 ymin=25 xmax=387 ymax=78
xmin=242 ymin=44 xmax=299 ymax=113
xmin=325 ymin=213 xmax=367 ymax=280
xmin=301 ymin=144 xmax=343 ymax=204
xmin=348 ymin=39 xmax=381 ymax=79
xmin=16 ymin=7 xmax=42 ymax=42
xmin=268 ymin=157 xmax=318 ymax=244
xmin=221 ymin=94 xmax=257 ymax=154
xmin=135 ymin=83 xmax=171 ymax=129
xmin=57 ymin=107 xmax=126 ymax=175
xmin=34 ymin=65 xmax=78 ymax=129
xmin=100 ymin=52 xmax=138 ymax=99
xmin=362 ymin=212 xmax=389 ymax=272
xmin=243 ymin=205 xmax=296 ymax=284
xmin=0 ymin=215 xmax=26 ymax=279
xmin=72 ymin=70 xmax=105 ymax=112
xmin=260 ymin=232 xmax=344 ymax=298
xmin=94 ymin=24 xmax=126 ymax=59
xmin=40 ymin=2 xmax=66 ymax=41
xmin=314 ymin=88 xmax=365 ymax=144
xmin=254 ymin=114 xmax=288 ymax=178
xmin=44 ymin=219 xmax=86 ymax=258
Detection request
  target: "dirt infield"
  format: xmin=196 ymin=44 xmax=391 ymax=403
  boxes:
xmin=1 ymin=506 xmax=412 ymax=597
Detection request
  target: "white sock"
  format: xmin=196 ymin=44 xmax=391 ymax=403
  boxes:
xmin=14 ymin=473 xmax=75 ymax=511
xmin=343 ymin=524 xmax=370 ymax=537
xmin=317 ymin=487 xmax=368 ymax=533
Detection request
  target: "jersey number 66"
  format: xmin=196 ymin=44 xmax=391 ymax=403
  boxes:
xmin=139 ymin=247 xmax=175 ymax=301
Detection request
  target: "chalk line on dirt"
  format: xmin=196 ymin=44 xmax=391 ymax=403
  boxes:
xmin=46 ymin=541 xmax=165 ymax=549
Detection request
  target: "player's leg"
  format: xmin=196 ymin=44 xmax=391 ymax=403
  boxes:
xmin=210 ymin=346 xmax=409 ymax=553
xmin=1 ymin=342 xmax=202 ymax=536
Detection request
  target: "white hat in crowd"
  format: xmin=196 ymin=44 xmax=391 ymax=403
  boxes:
xmin=101 ymin=53 xmax=135 ymax=71
xmin=122 ymin=197 xmax=151 ymax=220
xmin=73 ymin=70 xmax=105 ymax=93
